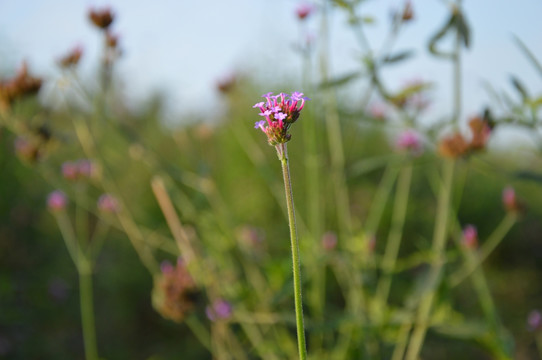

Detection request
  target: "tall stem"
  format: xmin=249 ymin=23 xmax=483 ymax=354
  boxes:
xmin=79 ymin=264 xmax=99 ymax=360
xmin=277 ymin=143 xmax=307 ymax=360
xmin=405 ymin=159 xmax=455 ymax=360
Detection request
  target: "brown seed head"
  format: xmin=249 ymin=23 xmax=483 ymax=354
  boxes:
xmin=58 ymin=46 xmax=83 ymax=68
xmin=88 ymin=7 xmax=114 ymax=30
xmin=438 ymin=132 xmax=469 ymax=158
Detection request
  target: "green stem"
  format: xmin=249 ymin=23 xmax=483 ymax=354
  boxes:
xmin=405 ymin=160 xmax=455 ymax=360
xmin=79 ymin=264 xmax=99 ymax=360
xmin=450 ymin=212 xmax=517 ymax=287
xmin=375 ymin=162 xmax=413 ymax=307
xmin=276 ymin=143 xmax=307 ymax=360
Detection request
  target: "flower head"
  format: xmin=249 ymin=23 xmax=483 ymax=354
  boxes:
xmin=152 ymin=257 xmax=199 ymax=323
xmin=296 ymin=3 xmax=315 ymax=20
xmin=252 ymin=91 xmax=310 ymax=146
xmin=58 ymin=46 xmax=83 ymax=68
xmin=97 ymin=193 xmax=120 ymax=213
xmin=88 ymin=7 xmax=114 ymax=30
xmin=462 ymin=225 xmax=478 ymax=249
xmin=528 ymin=310 xmax=542 ymax=332
xmin=47 ymin=190 xmax=67 ymax=212
xmin=396 ymin=130 xmax=423 ymax=155
xmin=206 ymin=299 xmax=233 ymax=322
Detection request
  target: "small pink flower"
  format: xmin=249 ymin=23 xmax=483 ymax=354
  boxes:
xmin=47 ymin=190 xmax=67 ymax=211
xmin=62 ymin=161 xmax=79 ymax=180
xmin=462 ymin=225 xmax=478 ymax=249
xmin=97 ymin=193 xmax=120 ymax=213
xmin=296 ymin=3 xmax=315 ymax=20
xmin=396 ymin=130 xmax=423 ymax=155
xmin=206 ymin=299 xmax=233 ymax=322
xmin=321 ymin=231 xmax=338 ymax=251
xmin=502 ymin=186 xmax=522 ymax=213
xmin=369 ymin=103 xmax=386 ymax=120
xmin=160 ymin=260 xmax=174 ymax=274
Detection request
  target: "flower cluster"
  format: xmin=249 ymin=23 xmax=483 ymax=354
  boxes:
xmin=62 ymin=159 xmax=95 ymax=181
xmin=253 ymin=92 xmax=309 ymax=146
xmin=152 ymin=258 xmax=199 ymax=323
xmin=438 ymin=116 xmax=492 ymax=158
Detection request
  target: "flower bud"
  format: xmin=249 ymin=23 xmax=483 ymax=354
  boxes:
xmin=206 ymin=299 xmax=233 ymax=322
xmin=97 ymin=194 xmax=120 ymax=213
xmin=462 ymin=225 xmax=478 ymax=249
xmin=47 ymin=190 xmax=67 ymax=211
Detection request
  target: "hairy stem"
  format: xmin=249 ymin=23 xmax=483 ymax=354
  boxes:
xmin=277 ymin=143 xmax=307 ymax=360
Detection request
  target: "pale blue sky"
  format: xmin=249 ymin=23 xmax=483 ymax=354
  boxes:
xmin=1 ymin=0 xmax=541 ymax=129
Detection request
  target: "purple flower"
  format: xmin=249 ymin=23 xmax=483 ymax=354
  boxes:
xmin=462 ymin=225 xmax=478 ymax=249
xmin=396 ymin=130 xmax=423 ymax=155
xmin=252 ymin=91 xmax=310 ymax=146
xmin=77 ymin=159 xmax=94 ymax=178
xmin=62 ymin=161 xmax=79 ymax=180
xmin=47 ymin=190 xmax=67 ymax=211
xmin=296 ymin=3 xmax=315 ymax=20
xmin=206 ymin=299 xmax=233 ymax=321
xmin=528 ymin=310 xmax=542 ymax=332
xmin=160 ymin=260 xmax=174 ymax=274
xmin=97 ymin=193 xmax=120 ymax=213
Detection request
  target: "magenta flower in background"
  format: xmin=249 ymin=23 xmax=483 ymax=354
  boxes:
xmin=206 ymin=299 xmax=233 ymax=322
xmin=462 ymin=225 xmax=478 ymax=249
xmin=62 ymin=161 xmax=79 ymax=180
xmin=253 ymin=92 xmax=310 ymax=146
xmin=97 ymin=193 xmax=120 ymax=213
xmin=78 ymin=159 xmax=94 ymax=178
xmin=502 ymin=186 xmax=523 ymax=213
xmin=528 ymin=310 xmax=542 ymax=332
xmin=321 ymin=231 xmax=338 ymax=252
xmin=47 ymin=190 xmax=67 ymax=211
xmin=296 ymin=2 xmax=315 ymax=20
xmin=396 ymin=130 xmax=423 ymax=155
xmin=160 ymin=260 xmax=174 ymax=274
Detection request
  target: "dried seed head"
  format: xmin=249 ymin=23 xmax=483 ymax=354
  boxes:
xmin=88 ymin=7 xmax=114 ymax=30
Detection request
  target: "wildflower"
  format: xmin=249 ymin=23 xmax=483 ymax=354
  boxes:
xmin=401 ymin=1 xmax=414 ymax=22
xmin=528 ymin=310 xmax=542 ymax=332
xmin=369 ymin=103 xmax=386 ymax=120
xmin=438 ymin=132 xmax=469 ymax=158
xmin=14 ymin=136 xmax=39 ymax=162
xmin=253 ymin=92 xmax=310 ymax=146
xmin=152 ymin=258 xmax=199 ymax=323
xmin=0 ymin=62 xmax=42 ymax=109
xmin=77 ymin=159 xmax=94 ymax=178
xmin=97 ymin=194 xmax=120 ymax=213
xmin=462 ymin=225 xmax=478 ymax=249
xmin=216 ymin=72 xmax=236 ymax=93
xmin=58 ymin=46 xmax=83 ymax=68
xmin=88 ymin=7 xmax=114 ymax=30
xmin=105 ymin=31 xmax=119 ymax=48
xmin=468 ymin=116 xmax=491 ymax=150
xmin=321 ymin=231 xmax=338 ymax=252
xmin=206 ymin=299 xmax=233 ymax=322
xmin=396 ymin=130 xmax=423 ymax=155
xmin=61 ymin=161 xmax=79 ymax=180
xmin=47 ymin=190 xmax=67 ymax=211
xmin=296 ymin=3 xmax=315 ymax=20
xmin=502 ymin=186 xmax=524 ymax=213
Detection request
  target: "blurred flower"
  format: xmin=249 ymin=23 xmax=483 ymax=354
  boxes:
xmin=77 ymin=159 xmax=95 ymax=178
xmin=58 ymin=46 xmax=83 ymax=68
xmin=438 ymin=132 xmax=469 ymax=158
xmin=528 ymin=310 xmax=542 ymax=332
xmin=401 ymin=1 xmax=414 ymax=22
xmin=160 ymin=260 xmax=175 ymax=274
xmin=468 ymin=116 xmax=491 ymax=150
xmin=206 ymin=299 xmax=233 ymax=322
xmin=253 ymin=92 xmax=310 ymax=146
xmin=61 ymin=161 xmax=79 ymax=180
xmin=216 ymin=72 xmax=237 ymax=93
xmin=97 ymin=194 xmax=120 ymax=213
xmin=396 ymin=130 xmax=423 ymax=155
xmin=321 ymin=231 xmax=338 ymax=251
xmin=502 ymin=186 xmax=524 ymax=213
xmin=47 ymin=190 xmax=67 ymax=212
xmin=369 ymin=103 xmax=386 ymax=120
xmin=0 ymin=62 xmax=42 ymax=110
xmin=296 ymin=3 xmax=315 ymax=20
xmin=152 ymin=258 xmax=199 ymax=323
xmin=88 ymin=7 xmax=114 ymax=30
xmin=14 ymin=136 xmax=39 ymax=162
xmin=105 ymin=31 xmax=119 ymax=48
xmin=462 ymin=224 xmax=478 ymax=249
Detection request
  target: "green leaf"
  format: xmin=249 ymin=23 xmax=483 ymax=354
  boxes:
xmin=381 ymin=50 xmax=415 ymax=64
xmin=318 ymin=71 xmax=361 ymax=89
xmin=510 ymin=76 xmax=530 ymax=102
xmin=428 ymin=13 xmax=456 ymax=59
xmin=513 ymin=35 xmax=542 ymax=78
